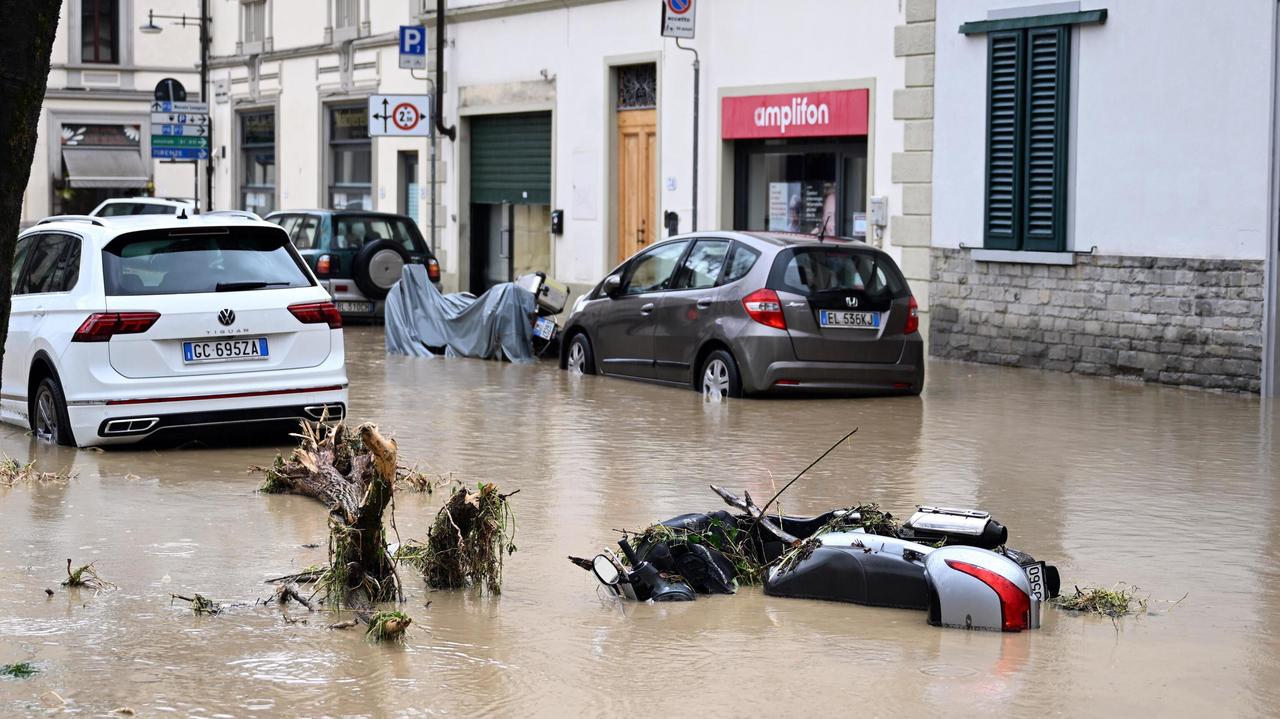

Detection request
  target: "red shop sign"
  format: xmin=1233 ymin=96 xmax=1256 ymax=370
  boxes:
xmin=721 ymin=89 xmax=868 ymax=140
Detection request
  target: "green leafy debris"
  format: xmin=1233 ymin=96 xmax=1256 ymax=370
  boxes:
xmin=365 ymin=610 xmax=412 ymax=642
xmin=1053 ymin=584 xmax=1147 ymax=617
xmin=1 ymin=662 xmax=37 ymax=678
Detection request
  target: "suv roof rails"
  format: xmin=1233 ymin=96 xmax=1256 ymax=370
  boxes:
xmin=37 ymin=215 xmax=106 ymax=227
xmin=203 ymin=210 xmax=262 ymax=221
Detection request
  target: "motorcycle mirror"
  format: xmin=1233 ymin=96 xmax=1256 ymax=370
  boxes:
xmin=592 ymin=554 xmax=622 ymax=586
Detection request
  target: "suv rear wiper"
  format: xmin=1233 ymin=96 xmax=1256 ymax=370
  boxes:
xmin=215 ymin=281 xmax=292 ymax=292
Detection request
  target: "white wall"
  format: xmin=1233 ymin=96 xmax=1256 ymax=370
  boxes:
xmin=933 ymin=0 xmax=1274 ymax=260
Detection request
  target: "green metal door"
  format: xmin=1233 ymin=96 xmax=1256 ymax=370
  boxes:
xmin=470 ymin=112 xmax=551 ymax=205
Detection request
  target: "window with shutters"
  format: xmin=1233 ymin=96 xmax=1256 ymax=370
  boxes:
xmin=983 ymin=25 xmax=1070 ymax=252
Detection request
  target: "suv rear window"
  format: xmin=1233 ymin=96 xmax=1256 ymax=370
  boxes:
xmin=98 ymin=202 xmax=175 ymax=217
xmin=102 ymin=227 xmax=314 ymax=295
xmin=333 ymin=215 xmax=427 ymax=254
xmin=769 ymin=247 xmax=907 ymax=298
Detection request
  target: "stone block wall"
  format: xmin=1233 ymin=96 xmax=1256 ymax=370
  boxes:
xmin=929 ymin=249 xmax=1265 ymax=392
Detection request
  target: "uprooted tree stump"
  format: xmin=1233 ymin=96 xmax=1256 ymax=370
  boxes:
xmin=258 ymin=421 xmax=401 ymax=608
xmin=397 ymin=483 xmax=518 ymax=594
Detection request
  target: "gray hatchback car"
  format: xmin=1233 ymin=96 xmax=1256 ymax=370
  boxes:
xmin=559 ymin=232 xmax=924 ymax=397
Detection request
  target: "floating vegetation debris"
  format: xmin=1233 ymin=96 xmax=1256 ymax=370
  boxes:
xmin=365 ymin=610 xmax=412 ymax=642
xmin=626 ymin=515 xmax=769 ymax=586
xmin=395 ymin=465 xmax=451 ymax=494
xmin=0 ymin=455 xmax=72 ymax=486
xmin=399 ymin=483 xmax=519 ymax=593
xmin=171 ymin=593 xmax=221 ymax=615
xmin=1053 ymin=584 xmax=1147 ymax=617
xmin=61 ymin=559 xmax=114 ymax=590
xmin=1 ymin=661 xmax=37 ymax=679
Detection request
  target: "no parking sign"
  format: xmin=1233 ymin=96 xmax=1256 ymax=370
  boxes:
xmin=661 ymin=0 xmax=695 ymax=38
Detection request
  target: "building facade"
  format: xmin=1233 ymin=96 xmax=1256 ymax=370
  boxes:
xmin=204 ymin=0 xmax=928 ymax=321
xmin=930 ymin=1 xmax=1280 ymax=394
xmin=20 ymin=0 xmax=202 ymax=225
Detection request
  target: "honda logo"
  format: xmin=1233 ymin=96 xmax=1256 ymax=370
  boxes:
xmin=844 ymin=296 xmax=858 ymax=308
xmin=218 ymin=308 xmax=236 ymax=326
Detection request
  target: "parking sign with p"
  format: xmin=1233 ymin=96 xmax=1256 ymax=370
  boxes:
xmin=399 ymin=25 xmax=427 ymax=69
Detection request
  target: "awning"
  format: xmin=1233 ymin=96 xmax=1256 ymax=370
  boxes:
xmin=62 ymin=147 xmax=150 ymax=189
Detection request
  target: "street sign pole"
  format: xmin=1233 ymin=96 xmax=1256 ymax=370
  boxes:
xmin=663 ymin=0 xmax=698 ymax=231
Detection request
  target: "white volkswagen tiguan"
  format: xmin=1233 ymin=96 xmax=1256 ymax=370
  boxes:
xmin=2 ymin=213 xmax=348 ymax=447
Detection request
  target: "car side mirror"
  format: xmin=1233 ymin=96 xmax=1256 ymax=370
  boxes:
xmin=601 ymin=274 xmax=622 ymax=297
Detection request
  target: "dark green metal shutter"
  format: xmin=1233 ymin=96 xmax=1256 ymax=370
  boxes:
xmin=983 ymin=26 xmax=1069 ymax=252
xmin=983 ymin=31 xmax=1023 ymax=250
xmin=470 ymin=112 xmax=551 ymax=205
xmin=1020 ymin=26 xmax=1069 ymax=252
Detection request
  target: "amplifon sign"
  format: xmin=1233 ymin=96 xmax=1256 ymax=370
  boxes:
xmin=721 ymin=89 xmax=869 ymax=140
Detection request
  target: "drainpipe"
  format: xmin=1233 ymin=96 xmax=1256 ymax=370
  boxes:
xmin=435 ymin=0 xmax=455 ymax=141
xmin=1266 ymin=0 xmax=1280 ymax=396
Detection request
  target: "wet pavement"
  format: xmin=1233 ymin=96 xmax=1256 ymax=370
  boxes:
xmin=2 ymin=325 xmax=1279 ymax=717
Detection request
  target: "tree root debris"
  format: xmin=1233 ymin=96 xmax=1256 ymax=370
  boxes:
xmin=396 ymin=483 xmax=518 ymax=593
xmin=365 ymin=610 xmax=412 ymax=642
xmin=171 ymin=593 xmax=221 ymax=615
xmin=0 ymin=455 xmax=73 ymax=486
xmin=62 ymin=559 xmax=115 ymax=590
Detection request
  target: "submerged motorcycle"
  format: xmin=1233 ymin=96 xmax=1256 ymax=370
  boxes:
xmin=579 ymin=487 xmax=1060 ymax=633
xmin=515 ymin=272 xmax=569 ymax=357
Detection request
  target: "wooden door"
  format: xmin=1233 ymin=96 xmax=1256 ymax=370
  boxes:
xmin=617 ymin=108 xmax=657 ymax=262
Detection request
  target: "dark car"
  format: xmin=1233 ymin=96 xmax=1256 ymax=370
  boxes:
xmin=558 ymin=231 xmax=923 ymax=397
xmin=265 ymin=209 xmax=440 ymax=319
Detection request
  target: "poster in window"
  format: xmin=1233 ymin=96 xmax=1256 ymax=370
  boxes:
xmin=768 ymin=181 xmax=800 ymax=231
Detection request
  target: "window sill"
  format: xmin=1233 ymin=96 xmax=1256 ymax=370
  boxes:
xmin=969 ymin=249 xmax=1076 ymax=266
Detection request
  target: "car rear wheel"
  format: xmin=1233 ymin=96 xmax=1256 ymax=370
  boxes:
xmin=32 ymin=376 xmax=76 ymax=447
xmin=566 ymin=333 xmax=596 ymax=375
xmin=701 ymin=349 xmax=742 ymax=400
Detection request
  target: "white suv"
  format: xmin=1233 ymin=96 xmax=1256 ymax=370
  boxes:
xmin=2 ymin=213 xmax=348 ymax=447
xmin=90 ymin=197 xmax=197 ymax=217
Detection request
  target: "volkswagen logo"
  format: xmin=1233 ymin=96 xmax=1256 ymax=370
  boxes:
xmin=218 ymin=309 xmax=236 ymax=326
xmin=844 ymin=296 xmax=859 ymax=308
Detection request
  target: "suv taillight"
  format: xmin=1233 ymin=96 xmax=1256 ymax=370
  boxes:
xmin=905 ymin=295 xmax=919 ymax=335
xmin=72 ymin=312 xmax=160 ymax=342
xmin=315 ymin=254 xmax=332 ymax=277
xmin=289 ymin=301 xmax=343 ymax=329
xmin=945 ymin=559 xmax=1031 ymax=632
xmin=742 ymin=289 xmax=786 ymax=330
xmin=426 ymin=257 xmax=441 ymax=283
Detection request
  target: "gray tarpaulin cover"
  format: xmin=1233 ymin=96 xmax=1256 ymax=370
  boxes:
xmin=384 ymin=264 xmax=537 ymax=363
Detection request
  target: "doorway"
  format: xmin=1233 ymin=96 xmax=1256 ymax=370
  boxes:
xmin=614 ymin=63 xmax=658 ymax=262
xmin=467 ymin=112 xmax=552 ymax=292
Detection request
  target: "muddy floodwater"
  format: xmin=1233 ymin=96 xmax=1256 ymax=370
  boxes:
xmin=2 ymin=326 xmax=1279 ymax=717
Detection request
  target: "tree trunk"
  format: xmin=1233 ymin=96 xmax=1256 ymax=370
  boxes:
xmin=0 ymin=1 xmax=62 ymax=382
xmin=261 ymin=422 xmax=401 ymax=607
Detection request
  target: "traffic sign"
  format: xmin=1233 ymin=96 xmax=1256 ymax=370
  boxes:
xmin=151 ymin=112 xmax=209 ymax=126
xmin=399 ymin=25 xmax=427 ymax=69
xmin=367 ymin=94 xmax=431 ymax=137
xmin=152 ymin=135 xmax=209 ymax=148
xmin=150 ymin=100 xmax=209 ymax=114
xmin=152 ymin=146 xmax=209 ymax=161
xmin=154 ymin=78 xmax=187 ymax=102
xmin=155 ymin=123 xmax=208 ymax=137
xmin=661 ymin=0 xmax=695 ymax=38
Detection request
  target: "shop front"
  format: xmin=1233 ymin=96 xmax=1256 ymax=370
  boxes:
xmin=724 ymin=88 xmax=869 ymax=238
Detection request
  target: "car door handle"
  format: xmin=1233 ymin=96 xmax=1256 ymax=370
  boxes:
xmin=640 ymin=302 xmax=655 ymax=315
xmin=696 ymin=298 xmax=713 ymax=309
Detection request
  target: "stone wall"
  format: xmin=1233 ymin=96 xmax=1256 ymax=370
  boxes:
xmin=929 ymin=248 xmax=1265 ymax=392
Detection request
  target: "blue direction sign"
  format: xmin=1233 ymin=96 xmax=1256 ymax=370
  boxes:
xmin=156 ymin=123 xmax=208 ymax=137
xmin=152 ymin=146 xmax=209 ymax=160
xmin=399 ymin=25 xmax=427 ymax=69
xmin=150 ymin=100 xmax=209 ymax=114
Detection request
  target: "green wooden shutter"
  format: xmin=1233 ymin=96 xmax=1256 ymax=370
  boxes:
xmin=983 ymin=31 xmax=1023 ymax=249
xmin=470 ymin=112 xmax=552 ymax=205
xmin=1020 ymin=26 xmax=1070 ymax=252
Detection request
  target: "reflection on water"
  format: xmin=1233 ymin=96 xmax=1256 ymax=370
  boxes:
xmin=1 ymin=326 xmax=1278 ymax=717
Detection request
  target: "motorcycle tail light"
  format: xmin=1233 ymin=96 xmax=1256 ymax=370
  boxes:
xmin=427 ymin=257 xmax=441 ymax=283
xmin=945 ymin=559 xmax=1031 ymax=632
xmin=905 ymin=295 xmax=919 ymax=335
xmin=72 ymin=312 xmax=160 ymax=342
xmin=743 ymin=289 xmax=786 ymax=330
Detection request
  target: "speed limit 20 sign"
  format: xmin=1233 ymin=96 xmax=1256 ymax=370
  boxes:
xmin=367 ymin=94 xmax=432 ymax=137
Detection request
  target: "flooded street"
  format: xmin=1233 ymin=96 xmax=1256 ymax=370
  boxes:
xmin=2 ymin=325 xmax=1279 ymax=717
